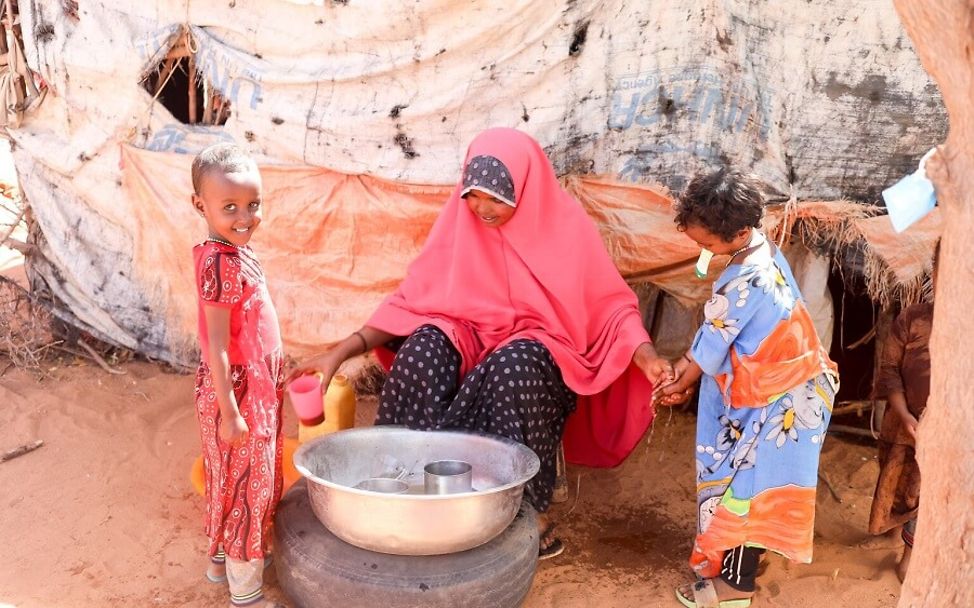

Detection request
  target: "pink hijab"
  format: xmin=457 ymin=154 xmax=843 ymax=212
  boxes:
xmin=368 ymin=128 xmax=654 ymax=467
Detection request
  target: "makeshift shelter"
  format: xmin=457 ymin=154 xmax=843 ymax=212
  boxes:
xmin=3 ymin=0 xmax=945 ymax=368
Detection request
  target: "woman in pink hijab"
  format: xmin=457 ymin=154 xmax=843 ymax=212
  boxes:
xmin=294 ymin=128 xmax=671 ymax=558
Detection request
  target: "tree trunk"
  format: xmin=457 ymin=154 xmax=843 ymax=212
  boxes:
xmin=893 ymin=2 xmax=974 ymax=606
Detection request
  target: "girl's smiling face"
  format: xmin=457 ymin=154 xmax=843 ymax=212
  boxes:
xmin=465 ymin=189 xmax=516 ymax=227
xmin=192 ymin=168 xmax=263 ymax=246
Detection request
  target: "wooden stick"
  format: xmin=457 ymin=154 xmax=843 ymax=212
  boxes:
xmin=818 ymin=470 xmax=843 ymax=503
xmin=1 ymin=439 xmax=43 ymax=463
xmin=153 ymin=56 xmax=176 ymax=98
xmin=831 ymin=400 xmax=881 ymax=418
xmin=76 ymin=339 xmax=126 ymax=375
xmin=188 ymin=52 xmax=197 ymax=124
xmin=847 ymin=325 xmax=877 ymax=350
xmin=2 ymin=237 xmax=34 ymax=254
xmin=2 ymin=0 xmax=13 ymax=38
xmin=202 ymin=83 xmax=214 ymax=125
xmin=4 ymin=0 xmax=33 ymax=100
xmin=829 ymin=423 xmax=876 ymax=439
xmin=0 ymin=205 xmax=25 ymax=247
xmin=217 ymin=97 xmax=231 ymax=124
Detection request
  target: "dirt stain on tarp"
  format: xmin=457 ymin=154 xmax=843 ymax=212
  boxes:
xmin=394 ymin=131 xmax=419 ymax=159
xmin=569 ymin=21 xmax=589 ymax=57
xmin=716 ymin=26 xmax=732 ymax=52
xmin=822 ymin=73 xmax=887 ymax=103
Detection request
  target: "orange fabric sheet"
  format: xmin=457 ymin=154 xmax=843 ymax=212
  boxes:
xmin=121 ymin=145 xmax=940 ymax=361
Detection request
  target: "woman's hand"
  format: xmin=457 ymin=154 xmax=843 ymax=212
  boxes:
xmin=287 ymin=348 xmax=345 ymax=391
xmin=632 ymin=342 xmax=675 ymax=387
xmin=220 ymin=411 xmax=249 ymax=446
xmin=286 ymin=327 xmax=397 ymax=391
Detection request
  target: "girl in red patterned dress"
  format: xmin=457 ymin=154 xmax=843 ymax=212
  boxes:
xmin=191 ymin=143 xmax=285 ymax=608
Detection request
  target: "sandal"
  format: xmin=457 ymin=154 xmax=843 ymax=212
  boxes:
xmin=675 ymin=578 xmax=752 ymax=608
xmin=538 ymin=523 xmax=564 ymax=560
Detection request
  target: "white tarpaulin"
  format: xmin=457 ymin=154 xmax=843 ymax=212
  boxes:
xmin=7 ymin=0 xmax=945 ymax=364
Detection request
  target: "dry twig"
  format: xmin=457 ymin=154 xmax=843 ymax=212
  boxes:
xmin=0 ymin=276 xmax=58 ymax=375
xmin=1 ymin=439 xmax=43 ymax=463
xmin=77 ymin=339 xmax=126 ymax=375
xmin=0 ymin=205 xmax=25 ymax=247
xmin=818 ymin=470 xmax=843 ymax=503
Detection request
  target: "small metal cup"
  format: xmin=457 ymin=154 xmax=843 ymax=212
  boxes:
xmin=424 ymin=460 xmax=473 ymax=494
xmin=354 ymin=478 xmax=409 ymax=494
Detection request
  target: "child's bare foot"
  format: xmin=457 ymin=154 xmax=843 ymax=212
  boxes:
xmin=857 ymin=528 xmax=902 ymax=550
xmin=896 ymin=545 xmax=912 ymax=582
xmin=676 ymin=577 xmax=754 ymax=606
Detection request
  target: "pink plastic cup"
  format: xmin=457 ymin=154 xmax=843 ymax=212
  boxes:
xmin=288 ymin=372 xmax=325 ymax=426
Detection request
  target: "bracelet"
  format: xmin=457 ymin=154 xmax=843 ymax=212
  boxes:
xmin=352 ymin=330 xmax=368 ymax=355
xmin=682 ymin=352 xmax=693 ymax=364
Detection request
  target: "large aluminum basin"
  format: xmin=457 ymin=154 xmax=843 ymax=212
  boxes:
xmin=292 ymin=426 xmax=540 ymax=555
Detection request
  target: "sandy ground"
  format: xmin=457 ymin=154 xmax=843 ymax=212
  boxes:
xmin=0 ymin=350 xmax=904 ymax=608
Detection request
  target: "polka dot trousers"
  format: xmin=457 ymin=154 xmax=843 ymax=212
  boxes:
xmin=376 ymin=325 xmax=576 ymax=511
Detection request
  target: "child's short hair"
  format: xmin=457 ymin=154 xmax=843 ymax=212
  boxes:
xmin=675 ymin=168 xmax=765 ymax=241
xmin=191 ymin=143 xmax=257 ymax=194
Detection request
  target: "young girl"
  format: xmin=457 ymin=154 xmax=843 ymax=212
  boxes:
xmin=868 ymin=242 xmax=937 ymax=582
xmin=657 ymin=169 xmax=838 ymax=608
xmin=192 ymin=143 xmax=285 ymax=608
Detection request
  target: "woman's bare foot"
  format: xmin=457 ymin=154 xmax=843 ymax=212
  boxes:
xmin=676 ymin=578 xmax=754 ymax=604
xmin=536 ymin=513 xmax=564 ymax=559
xmin=896 ymin=544 xmax=912 ymax=582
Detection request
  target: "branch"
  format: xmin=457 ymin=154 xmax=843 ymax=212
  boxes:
xmin=1 ymin=439 xmax=43 ymax=463
xmin=1 ymin=237 xmax=32 ymax=254
xmin=76 ymin=339 xmax=126 ymax=375
xmin=0 ymin=204 xmax=24 ymax=247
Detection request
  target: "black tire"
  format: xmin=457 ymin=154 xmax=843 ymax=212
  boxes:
xmin=274 ymin=481 xmax=539 ymax=608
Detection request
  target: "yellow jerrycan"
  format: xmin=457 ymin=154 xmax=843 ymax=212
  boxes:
xmin=298 ymin=374 xmax=356 ymax=443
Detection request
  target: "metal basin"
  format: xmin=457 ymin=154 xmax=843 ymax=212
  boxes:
xmin=292 ymin=426 xmax=540 ymax=556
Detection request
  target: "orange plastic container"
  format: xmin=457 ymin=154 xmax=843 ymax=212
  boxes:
xmin=297 ymin=374 xmax=356 ymax=443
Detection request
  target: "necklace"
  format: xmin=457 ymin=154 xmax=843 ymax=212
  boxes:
xmin=206 ymin=236 xmax=236 ymax=248
xmin=724 ymin=232 xmax=762 ymax=268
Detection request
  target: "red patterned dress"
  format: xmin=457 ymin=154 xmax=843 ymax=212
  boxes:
xmin=193 ymin=240 xmax=283 ymax=561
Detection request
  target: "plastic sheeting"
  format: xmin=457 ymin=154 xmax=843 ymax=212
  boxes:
xmin=7 ymin=1 xmax=946 ymax=364
xmin=119 ymin=146 xmax=907 ymax=364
